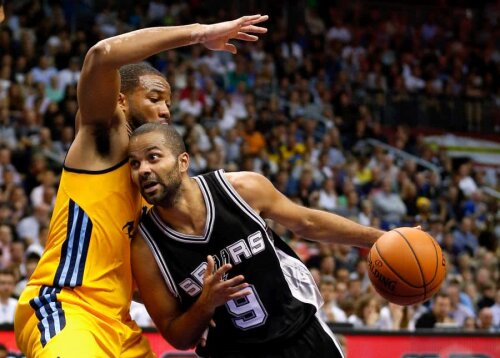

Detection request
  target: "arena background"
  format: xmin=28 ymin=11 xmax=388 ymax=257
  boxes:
xmin=0 ymin=0 xmax=499 ymax=357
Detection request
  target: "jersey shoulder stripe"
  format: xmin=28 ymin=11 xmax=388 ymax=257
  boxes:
xmin=53 ymin=199 xmax=93 ymax=288
xmin=212 ymin=170 xmax=267 ymax=229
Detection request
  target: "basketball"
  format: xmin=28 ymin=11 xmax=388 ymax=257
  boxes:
xmin=368 ymin=227 xmax=446 ymax=306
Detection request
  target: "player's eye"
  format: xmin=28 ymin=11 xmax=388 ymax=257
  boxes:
xmin=129 ymin=159 xmax=139 ymax=169
xmin=148 ymin=153 xmax=159 ymax=161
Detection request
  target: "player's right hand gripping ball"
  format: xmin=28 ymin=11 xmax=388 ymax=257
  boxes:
xmin=368 ymin=227 xmax=446 ymax=306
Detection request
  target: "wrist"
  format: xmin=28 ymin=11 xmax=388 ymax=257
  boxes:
xmin=195 ymin=293 xmax=217 ymax=317
xmin=190 ymin=23 xmax=208 ymax=44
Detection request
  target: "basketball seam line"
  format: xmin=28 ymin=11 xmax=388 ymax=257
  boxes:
xmin=423 ymin=231 xmax=439 ymax=285
xmin=373 ymin=279 xmax=444 ymax=297
xmin=373 ymin=237 xmax=421 ymax=289
xmin=394 ymin=229 xmax=427 ymax=298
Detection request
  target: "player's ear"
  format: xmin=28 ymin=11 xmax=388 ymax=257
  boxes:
xmin=178 ymin=152 xmax=189 ymax=173
xmin=118 ymin=93 xmax=127 ymax=112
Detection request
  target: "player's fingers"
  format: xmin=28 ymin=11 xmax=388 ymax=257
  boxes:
xmin=205 ymin=256 xmax=215 ymax=278
xmin=413 ymin=225 xmax=422 ymax=230
xmin=222 ymin=274 xmax=245 ymax=287
xmin=224 ymin=43 xmax=237 ymax=54
xmin=228 ymin=289 xmax=251 ymax=300
xmin=216 ymin=263 xmax=233 ymax=275
xmin=209 ymin=319 xmax=216 ymax=328
xmin=239 ymin=14 xmax=262 ymax=24
xmin=241 ymin=15 xmax=269 ymax=26
xmin=240 ymin=25 xmax=268 ymax=34
xmin=227 ymin=282 xmax=250 ymax=294
xmin=213 ymin=263 xmax=232 ymax=281
xmin=235 ymin=32 xmax=258 ymax=42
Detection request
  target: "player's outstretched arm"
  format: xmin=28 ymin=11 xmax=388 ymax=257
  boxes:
xmin=131 ymin=234 xmax=249 ymax=350
xmin=78 ymin=14 xmax=268 ymax=126
xmin=226 ymin=172 xmax=384 ymax=248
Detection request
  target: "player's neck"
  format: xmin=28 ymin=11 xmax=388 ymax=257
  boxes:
xmin=156 ymin=177 xmax=206 ymax=236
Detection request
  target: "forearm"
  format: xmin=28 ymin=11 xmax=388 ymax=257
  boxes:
xmin=161 ymin=299 xmax=214 ymax=350
xmin=294 ymin=209 xmax=384 ymax=248
xmin=90 ymin=24 xmax=204 ymax=69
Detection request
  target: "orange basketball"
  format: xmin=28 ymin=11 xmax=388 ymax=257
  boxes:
xmin=368 ymin=227 xmax=446 ymax=306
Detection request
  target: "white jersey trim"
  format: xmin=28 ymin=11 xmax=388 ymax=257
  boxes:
xmin=315 ymin=315 xmax=346 ymax=358
xmin=148 ymin=178 xmax=215 ymax=244
xmin=213 ymin=169 xmax=267 ymax=229
xmin=275 ymin=247 xmax=324 ymax=310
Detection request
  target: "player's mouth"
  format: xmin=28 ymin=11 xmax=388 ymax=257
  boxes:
xmin=142 ymin=181 xmax=160 ymax=194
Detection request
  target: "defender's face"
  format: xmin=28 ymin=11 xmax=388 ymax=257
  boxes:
xmin=127 ymin=74 xmax=171 ymax=128
xmin=128 ymin=132 xmax=181 ymax=206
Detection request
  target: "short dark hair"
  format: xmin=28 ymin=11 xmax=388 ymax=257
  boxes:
xmin=119 ymin=62 xmax=164 ymax=94
xmin=131 ymin=123 xmax=186 ymax=157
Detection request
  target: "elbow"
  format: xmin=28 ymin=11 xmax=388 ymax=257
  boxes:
xmin=163 ymin=334 xmax=195 ymax=351
xmin=292 ymin=217 xmax=316 ymax=239
xmin=163 ymin=337 xmax=196 ymax=351
xmin=84 ymin=41 xmax=115 ymax=68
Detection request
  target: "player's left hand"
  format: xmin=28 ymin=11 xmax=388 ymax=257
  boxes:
xmin=198 ymin=255 xmax=250 ymax=310
xmin=200 ymin=14 xmax=269 ymax=54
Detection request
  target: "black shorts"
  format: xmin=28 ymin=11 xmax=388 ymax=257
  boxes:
xmin=199 ymin=317 xmax=345 ymax=358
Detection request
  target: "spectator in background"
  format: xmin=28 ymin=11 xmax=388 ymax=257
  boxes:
xmin=29 ymin=169 xmax=57 ymax=208
xmin=457 ymin=161 xmax=479 ymax=197
xmin=57 ymin=57 xmax=81 ymax=92
xmin=358 ymin=199 xmax=374 ymax=226
xmin=491 ymin=289 xmax=500 ymax=328
xmin=348 ymin=294 xmax=382 ymax=329
xmin=318 ymin=177 xmax=338 ymax=212
xmin=372 ymin=177 xmax=407 ymax=229
xmin=415 ymin=293 xmax=456 ymax=329
xmin=30 ymin=56 xmax=57 ymax=87
xmin=13 ymin=251 xmax=40 ymax=298
xmin=241 ymin=118 xmax=266 ymax=157
xmin=378 ymin=302 xmax=415 ymax=331
xmin=446 ymin=281 xmax=475 ymax=326
xmin=452 ymin=216 xmax=478 ymax=256
xmin=0 ymin=268 xmax=17 ymax=325
xmin=463 ymin=316 xmax=477 ymax=331
xmin=0 ymin=224 xmax=12 ymax=269
xmin=477 ymin=281 xmax=497 ymax=310
xmin=319 ymin=277 xmax=348 ymax=323
xmin=0 ymin=147 xmax=21 ymax=187
xmin=476 ymin=307 xmax=497 ymax=332
xmin=16 ymin=203 xmax=50 ymax=246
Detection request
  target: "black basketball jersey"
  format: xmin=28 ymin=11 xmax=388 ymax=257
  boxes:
xmin=138 ymin=170 xmax=324 ymax=355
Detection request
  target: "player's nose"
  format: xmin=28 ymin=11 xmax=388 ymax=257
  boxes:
xmin=138 ymin=162 xmax=152 ymax=177
xmin=158 ymin=102 xmax=170 ymax=123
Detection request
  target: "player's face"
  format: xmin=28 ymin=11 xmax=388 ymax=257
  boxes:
xmin=128 ymin=132 xmax=182 ymax=207
xmin=127 ymin=75 xmax=171 ymax=130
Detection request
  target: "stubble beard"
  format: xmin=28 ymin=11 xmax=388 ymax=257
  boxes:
xmin=143 ymin=170 xmax=182 ymax=209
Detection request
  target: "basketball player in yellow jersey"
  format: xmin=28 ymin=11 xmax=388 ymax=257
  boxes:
xmin=14 ymin=14 xmax=269 ymax=357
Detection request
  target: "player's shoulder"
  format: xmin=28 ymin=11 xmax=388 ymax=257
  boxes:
xmin=224 ymin=171 xmax=269 ymax=191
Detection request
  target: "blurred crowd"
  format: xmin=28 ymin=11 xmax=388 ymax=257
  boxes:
xmin=0 ymin=0 xmax=499 ymax=335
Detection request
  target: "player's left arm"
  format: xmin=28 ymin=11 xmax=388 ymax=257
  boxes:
xmin=132 ymin=231 xmax=249 ymax=350
xmin=226 ymin=171 xmax=384 ymax=248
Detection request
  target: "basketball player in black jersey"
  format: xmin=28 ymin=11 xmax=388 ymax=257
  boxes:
xmin=128 ymin=123 xmax=384 ymax=358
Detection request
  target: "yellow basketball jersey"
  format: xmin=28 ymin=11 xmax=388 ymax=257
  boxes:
xmin=23 ymin=159 xmax=142 ymax=322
